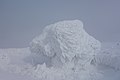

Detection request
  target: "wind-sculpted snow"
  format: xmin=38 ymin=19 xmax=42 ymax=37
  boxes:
xmin=30 ymin=20 xmax=101 ymax=68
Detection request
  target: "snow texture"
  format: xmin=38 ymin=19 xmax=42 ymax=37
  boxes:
xmin=0 ymin=48 xmax=102 ymax=80
xmin=1 ymin=44 xmax=120 ymax=80
xmin=30 ymin=20 xmax=101 ymax=68
xmin=94 ymin=42 xmax=120 ymax=70
xmin=1 ymin=20 xmax=120 ymax=80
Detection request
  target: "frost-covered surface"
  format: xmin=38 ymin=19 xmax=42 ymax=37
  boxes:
xmin=0 ymin=48 xmax=32 ymax=73
xmin=0 ymin=48 xmax=34 ymax=80
xmin=0 ymin=20 xmax=120 ymax=80
xmin=0 ymin=69 xmax=34 ymax=80
xmin=94 ymin=42 xmax=120 ymax=70
xmin=28 ymin=20 xmax=102 ymax=80
xmin=0 ymin=42 xmax=120 ymax=80
xmin=0 ymin=43 xmax=120 ymax=80
xmin=30 ymin=20 xmax=101 ymax=68
xmin=0 ymin=48 xmax=102 ymax=80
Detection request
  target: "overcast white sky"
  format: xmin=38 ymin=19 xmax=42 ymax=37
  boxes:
xmin=0 ymin=0 xmax=120 ymax=48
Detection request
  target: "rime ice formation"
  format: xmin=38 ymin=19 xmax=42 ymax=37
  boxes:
xmin=1 ymin=20 xmax=120 ymax=80
xmin=30 ymin=20 xmax=101 ymax=68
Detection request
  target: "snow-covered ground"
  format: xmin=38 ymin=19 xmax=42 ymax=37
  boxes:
xmin=95 ymin=42 xmax=120 ymax=80
xmin=0 ymin=20 xmax=120 ymax=80
xmin=0 ymin=42 xmax=120 ymax=80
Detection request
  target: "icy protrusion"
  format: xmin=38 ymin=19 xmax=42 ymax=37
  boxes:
xmin=30 ymin=20 xmax=101 ymax=67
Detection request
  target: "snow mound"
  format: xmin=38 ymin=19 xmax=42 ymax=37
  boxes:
xmin=30 ymin=20 xmax=101 ymax=67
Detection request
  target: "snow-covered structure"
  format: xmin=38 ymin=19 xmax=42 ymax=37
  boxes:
xmin=1 ymin=20 xmax=120 ymax=80
xmin=29 ymin=20 xmax=101 ymax=68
